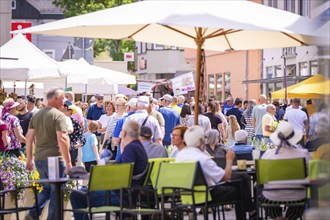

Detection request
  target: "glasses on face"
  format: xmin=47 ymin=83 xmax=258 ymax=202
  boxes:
xmin=97 ymin=98 xmax=103 ymax=101
xmin=170 ymin=133 xmax=181 ymax=139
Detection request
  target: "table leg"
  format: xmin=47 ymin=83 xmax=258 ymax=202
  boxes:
xmin=54 ymin=183 xmax=63 ymax=220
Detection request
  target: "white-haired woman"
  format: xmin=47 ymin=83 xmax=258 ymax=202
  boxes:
xmin=205 ymin=129 xmax=226 ymax=158
xmin=261 ymin=121 xmax=311 ymax=220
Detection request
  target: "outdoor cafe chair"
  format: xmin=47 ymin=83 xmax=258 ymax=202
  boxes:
xmin=0 ymin=179 xmax=39 ymax=220
xmin=157 ymin=161 xmax=243 ymax=220
xmin=255 ymin=158 xmax=307 ymax=220
xmin=62 ymin=163 xmax=133 ymax=220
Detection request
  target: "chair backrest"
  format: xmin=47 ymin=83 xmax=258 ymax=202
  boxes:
xmin=143 ymin=160 xmax=154 ymax=186
xmin=148 ymin=158 xmax=174 ymax=187
xmin=308 ymin=160 xmax=330 ymax=199
xmin=88 ymin=163 xmax=133 ymax=192
xmin=235 ymin=153 xmax=253 ymax=161
xmin=256 ymin=158 xmax=307 ymax=185
xmin=155 ymin=162 xmax=210 ymax=205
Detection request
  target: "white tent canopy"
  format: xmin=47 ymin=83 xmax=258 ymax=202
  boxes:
xmin=0 ymin=34 xmax=67 ymax=81
xmin=60 ymin=58 xmax=136 ymax=85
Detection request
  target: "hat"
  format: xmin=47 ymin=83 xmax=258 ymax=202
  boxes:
xmin=126 ymin=98 xmax=138 ymax=108
xmin=270 ymin=121 xmax=303 ymax=146
xmin=67 ymin=105 xmax=77 ymax=115
xmin=26 ymin=95 xmax=36 ymax=104
xmin=95 ymin=93 xmax=104 ymax=99
xmin=67 ymin=166 xmax=89 ymax=179
xmin=160 ymin=94 xmax=173 ymax=102
xmin=140 ymin=126 xmax=152 ymax=138
xmin=2 ymin=98 xmax=20 ymax=109
xmin=137 ymin=96 xmax=149 ymax=106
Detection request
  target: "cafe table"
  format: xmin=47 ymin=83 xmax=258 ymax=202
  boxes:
xmin=267 ymin=178 xmax=329 ymax=207
xmin=25 ymin=178 xmax=73 ymax=220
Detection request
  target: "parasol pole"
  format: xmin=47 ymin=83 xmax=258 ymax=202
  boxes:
xmin=194 ymin=28 xmax=205 ymax=125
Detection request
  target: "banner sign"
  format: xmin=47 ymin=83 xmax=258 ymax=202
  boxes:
xmin=138 ymin=82 xmax=153 ymax=92
xmin=12 ymin=22 xmax=32 ymax=42
xmin=171 ymin=72 xmax=195 ymax=96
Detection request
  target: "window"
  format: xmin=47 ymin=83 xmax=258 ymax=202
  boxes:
xmin=216 ymin=73 xmax=222 ymax=100
xmin=268 ymin=0 xmax=277 ymax=8
xmin=299 ymin=62 xmax=308 ymax=76
xmin=139 ymin=57 xmax=146 ymax=70
xmin=275 ymin=65 xmax=283 ymax=77
xmin=285 ymin=0 xmax=295 ymax=13
xmin=12 ymin=0 xmax=16 ymax=9
xmin=266 ymin=66 xmax=274 ymax=79
xmin=224 ymin=72 xmax=230 ymax=97
xmin=275 ymin=82 xmax=283 ymax=91
xmin=208 ymin=74 xmax=215 ymax=98
xmin=43 ymin=49 xmax=55 ymax=59
xmin=298 ymin=0 xmax=309 ymax=17
xmin=153 ymin=44 xmax=163 ymax=50
xmin=310 ymin=60 xmax=318 ymax=75
xmin=141 ymin=43 xmax=146 ymax=53
xmin=287 ymin=64 xmax=296 ymax=76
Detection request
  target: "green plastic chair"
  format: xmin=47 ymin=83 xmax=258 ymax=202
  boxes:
xmin=308 ymin=160 xmax=330 ymax=202
xmin=62 ymin=163 xmax=133 ymax=220
xmin=148 ymin=158 xmax=174 ymax=188
xmin=156 ymin=162 xmax=215 ymax=220
xmin=255 ymin=158 xmax=307 ymax=219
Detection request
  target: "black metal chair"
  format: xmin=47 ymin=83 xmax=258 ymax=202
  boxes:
xmin=0 ymin=179 xmax=39 ymax=220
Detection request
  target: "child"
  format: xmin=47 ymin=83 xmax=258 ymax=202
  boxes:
xmin=82 ymin=120 xmax=100 ymax=172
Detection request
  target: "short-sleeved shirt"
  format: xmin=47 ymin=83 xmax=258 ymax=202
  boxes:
xmin=16 ymin=111 xmax=33 ymax=136
xmin=175 ymin=147 xmax=225 ymax=187
xmin=284 ymin=109 xmax=308 ymax=133
xmin=0 ymin=123 xmax=8 ymax=150
xmin=158 ymin=107 xmax=180 ymax=142
xmin=140 ymin=140 xmax=168 ymax=159
xmin=86 ymin=104 xmax=106 ymax=121
xmin=204 ymin=112 xmax=222 ymax=130
xmin=150 ymin=110 xmax=165 ymax=128
xmin=29 ymin=107 xmax=67 ymax=160
xmin=82 ymin=133 xmax=98 ymax=162
xmin=98 ymin=114 xmax=112 ymax=131
xmin=229 ymin=143 xmax=254 ymax=154
xmin=262 ymin=113 xmax=275 ymax=137
xmin=187 ymin=115 xmax=211 ymax=132
xmin=252 ymin=104 xmax=267 ymax=135
xmin=2 ymin=112 xmax=22 ymax=150
xmin=127 ymin=110 xmax=163 ymax=140
xmin=226 ymin=107 xmax=245 ymax=129
xmin=116 ymin=140 xmax=148 ymax=186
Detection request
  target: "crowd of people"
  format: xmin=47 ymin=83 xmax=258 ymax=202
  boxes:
xmin=0 ymin=89 xmax=329 ymax=220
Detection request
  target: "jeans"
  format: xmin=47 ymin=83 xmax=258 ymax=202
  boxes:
xmin=28 ymin=160 xmax=65 ymax=220
xmin=70 ymin=188 xmax=120 ymax=220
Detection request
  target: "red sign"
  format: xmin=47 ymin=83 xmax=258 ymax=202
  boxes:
xmin=11 ymin=22 xmax=32 ymax=42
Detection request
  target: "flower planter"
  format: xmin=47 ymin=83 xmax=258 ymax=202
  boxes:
xmin=3 ymin=190 xmax=72 ymax=220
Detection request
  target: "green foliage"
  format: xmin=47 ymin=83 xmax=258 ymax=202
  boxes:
xmin=52 ymin=0 xmax=136 ymax=60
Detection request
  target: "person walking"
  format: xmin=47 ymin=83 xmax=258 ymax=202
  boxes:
xmin=25 ymin=88 xmax=71 ymax=220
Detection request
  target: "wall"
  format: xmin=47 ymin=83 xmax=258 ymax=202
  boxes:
xmin=0 ymin=0 xmax=11 ymax=46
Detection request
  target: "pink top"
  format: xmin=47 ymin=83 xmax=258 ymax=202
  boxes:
xmin=0 ymin=123 xmax=8 ymax=151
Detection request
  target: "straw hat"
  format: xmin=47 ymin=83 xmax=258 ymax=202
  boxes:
xmin=3 ymin=98 xmax=20 ymax=109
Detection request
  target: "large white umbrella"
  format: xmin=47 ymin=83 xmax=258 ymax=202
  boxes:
xmin=0 ymin=34 xmax=67 ymax=81
xmin=13 ymin=0 xmax=323 ymax=124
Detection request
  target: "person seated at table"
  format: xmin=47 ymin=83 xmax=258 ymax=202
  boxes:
xmin=139 ymin=126 xmax=168 ymax=159
xmin=70 ymin=119 xmax=148 ymax=220
xmin=305 ymin=117 xmax=329 ymax=152
xmin=261 ymin=121 xmax=311 ymax=220
xmin=229 ymin=130 xmax=254 ymax=159
xmin=175 ymin=126 xmax=257 ymax=220
xmin=169 ymin=125 xmax=188 ymax=158
xmin=205 ymin=129 xmax=226 ymax=158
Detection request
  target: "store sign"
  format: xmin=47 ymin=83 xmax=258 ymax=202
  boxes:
xmin=171 ymin=72 xmax=195 ymax=96
xmin=124 ymin=52 xmax=134 ymax=61
xmin=11 ymin=22 xmax=32 ymax=42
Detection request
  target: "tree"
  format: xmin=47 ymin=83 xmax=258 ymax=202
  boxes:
xmin=53 ymin=0 xmax=136 ymax=70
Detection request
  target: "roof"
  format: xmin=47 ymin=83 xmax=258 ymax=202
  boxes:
xmin=26 ymin=0 xmax=63 ymax=14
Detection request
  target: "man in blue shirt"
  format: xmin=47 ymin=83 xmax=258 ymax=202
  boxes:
xmin=158 ymin=94 xmax=180 ymax=146
xmin=86 ymin=93 xmax=106 ymax=149
xmin=222 ymin=96 xmax=235 ymax=115
xmin=226 ymin=98 xmax=245 ymax=129
xmin=230 ymin=130 xmax=254 ymax=155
